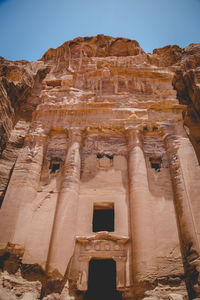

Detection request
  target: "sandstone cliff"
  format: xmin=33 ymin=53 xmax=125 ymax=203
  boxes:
xmin=0 ymin=35 xmax=200 ymax=300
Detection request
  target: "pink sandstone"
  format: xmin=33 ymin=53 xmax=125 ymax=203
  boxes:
xmin=0 ymin=35 xmax=200 ymax=300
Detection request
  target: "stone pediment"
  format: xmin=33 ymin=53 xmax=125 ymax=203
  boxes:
xmin=76 ymin=232 xmax=129 ymax=263
xmin=76 ymin=232 xmax=129 ymax=244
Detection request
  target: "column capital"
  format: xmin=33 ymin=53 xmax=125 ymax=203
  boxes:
xmin=68 ymin=128 xmax=83 ymax=144
xmin=24 ymin=132 xmax=47 ymax=150
xmin=160 ymin=125 xmax=173 ymax=141
xmin=161 ymin=124 xmax=189 ymax=148
xmin=125 ymin=127 xmax=143 ymax=149
xmin=161 ymin=123 xmax=188 ymax=137
xmin=25 ymin=122 xmax=47 ymax=146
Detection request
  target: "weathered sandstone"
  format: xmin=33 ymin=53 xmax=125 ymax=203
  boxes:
xmin=0 ymin=35 xmax=200 ymax=300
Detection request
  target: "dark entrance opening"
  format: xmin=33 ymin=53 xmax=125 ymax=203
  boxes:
xmin=84 ymin=259 xmax=122 ymax=300
xmin=49 ymin=158 xmax=61 ymax=174
xmin=149 ymin=157 xmax=162 ymax=172
xmin=93 ymin=203 xmax=114 ymax=232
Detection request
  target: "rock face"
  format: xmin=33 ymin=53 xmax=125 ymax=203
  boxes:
xmin=0 ymin=270 xmax=41 ymax=300
xmin=172 ymin=43 xmax=200 ymax=163
xmin=0 ymin=35 xmax=200 ymax=300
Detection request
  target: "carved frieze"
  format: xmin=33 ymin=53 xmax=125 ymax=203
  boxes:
xmin=76 ymin=232 xmax=129 ymax=262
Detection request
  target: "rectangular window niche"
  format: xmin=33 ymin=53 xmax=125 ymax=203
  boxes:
xmin=92 ymin=202 xmax=114 ymax=233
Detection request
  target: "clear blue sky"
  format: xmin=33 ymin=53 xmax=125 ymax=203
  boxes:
xmin=0 ymin=0 xmax=200 ymax=61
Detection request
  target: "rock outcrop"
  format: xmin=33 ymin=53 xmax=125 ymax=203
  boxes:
xmin=0 ymin=35 xmax=200 ymax=300
xmin=173 ymin=43 xmax=200 ymax=163
xmin=0 ymin=270 xmax=41 ymax=300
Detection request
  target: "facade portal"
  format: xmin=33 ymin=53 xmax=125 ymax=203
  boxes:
xmin=0 ymin=35 xmax=200 ymax=299
xmin=84 ymin=259 xmax=122 ymax=300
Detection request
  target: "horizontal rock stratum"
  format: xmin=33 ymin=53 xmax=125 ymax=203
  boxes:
xmin=0 ymin=35 xmax=200 ymax=300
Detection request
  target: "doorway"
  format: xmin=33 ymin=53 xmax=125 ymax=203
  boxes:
xmin=84 ymin=259 xmax=122 ymax=300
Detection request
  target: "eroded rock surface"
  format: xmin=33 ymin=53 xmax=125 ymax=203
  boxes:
xmin=0 ymin=35 xmax=200 ymax=300
xmin=173 ymin=43 xmax=200 ymax=163
xmin=0 ymin=270 xmax=41 ymax=299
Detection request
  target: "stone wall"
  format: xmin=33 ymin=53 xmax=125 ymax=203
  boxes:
xmin=0 ymin=35 xmax=200 ymax=300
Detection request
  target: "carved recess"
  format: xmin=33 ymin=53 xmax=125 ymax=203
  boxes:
xmin=75 ymin=232 xmax=130 ymax=291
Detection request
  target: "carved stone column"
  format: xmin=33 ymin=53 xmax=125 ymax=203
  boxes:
xmin=0 ymin=125 xmax=46 ymax=248
xmin=47 ymin=128 xmax=82 ymax=276
xmin=163 ymin=124 xmax=200 ymax=297
xmin=127 ymin=129 xmax=156 ymax=290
